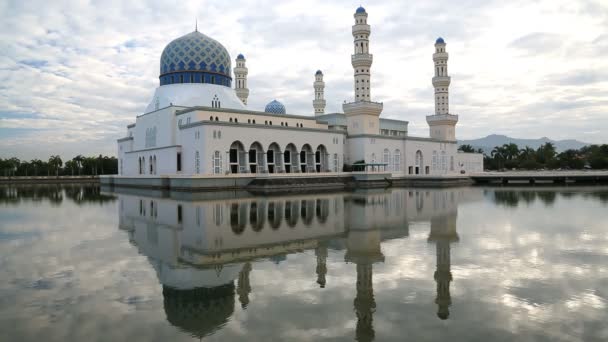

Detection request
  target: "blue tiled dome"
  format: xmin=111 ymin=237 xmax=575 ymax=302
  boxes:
xmin=356 ymin=6 xmax=366 ymax=14
xmin=264 ymin=100 xmax=286 ymax=114
xmin=237 ymin=53 xmax=245 ymax=60
xmin=159 ymin=31 xmax=232 ymax=87
xmin=315 ymin=70 xmax=323 ymax=75
xmin=436 ymin=37 xmax=445 ymax=44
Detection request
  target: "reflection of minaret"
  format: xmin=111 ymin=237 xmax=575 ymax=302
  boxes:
xmin=428 ymin=211 xmax=459 ymax=320
xmin=236 ymin=262 xmax=252 ymax=309
xmin=345 ymin=229 xmax=384 ymax=342
xmin=315 ymin=243 xmax=328 ymax=288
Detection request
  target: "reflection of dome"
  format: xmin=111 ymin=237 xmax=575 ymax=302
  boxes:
xmin=436 ymin=37 xmax=445 ymax=44
xmin=163 ymin=284 xmax=235 ymax=339
xmin=265 ymin=99 xmax=286 ymax=114
xmin=159 ymin=31 xmax=232 ymax=87
xmin=356 ymin=6 xmax=366 ymax=13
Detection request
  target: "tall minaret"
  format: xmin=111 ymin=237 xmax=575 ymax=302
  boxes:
xmin=236 ymin=262 xmax=252 ymax=309
xmin=428 ymin=211 xmax=459 ymax=320
xmin=315 ymin=242 xmax=328 ymax=288
xmin=343 ymin=6 xmax=383 ymax=138
xmin=234 ymin=54 xmax=249 ymax=105
xmin=313 ymin=70 xmax=326 ymax=115
xmin=352 ymin=6 xmax=372 ymax=101
xmin=426 ymin=37 xmax=458 ymax=141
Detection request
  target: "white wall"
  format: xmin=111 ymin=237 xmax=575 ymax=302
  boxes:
xmin=456 ymin=152 xmax=484 ymax=174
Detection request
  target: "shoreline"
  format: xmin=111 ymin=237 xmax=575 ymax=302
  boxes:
xmin=2 ymin=171 xmax=607 ymax=192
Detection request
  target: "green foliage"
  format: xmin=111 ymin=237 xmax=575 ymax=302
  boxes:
xmin=458 ymin=144 xmax=475 ymax=153
xmin=483 ymin=142 xmax=608 ymax=171
xmin=0 ymin=155 xmax=118 ymax=177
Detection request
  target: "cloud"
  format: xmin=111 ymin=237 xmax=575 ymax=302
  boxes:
xmin=509 ymin=33 xmax=564 ymax=54
xmin=0 ymin=0 xmax=607 ymax=160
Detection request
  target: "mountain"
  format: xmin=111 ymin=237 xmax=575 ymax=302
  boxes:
xmin=458 ymin=134 xmax=590 ymax=153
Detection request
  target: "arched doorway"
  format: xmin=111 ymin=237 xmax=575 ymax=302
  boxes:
xmin=283 ymin=143 xmax=298 ymax=173
xmin=300 ymin=144 xmax=314 ymax=173
xmin=315 ymin=145 xmax=328 ymax=172
xmin=229 ymin=141 xmax=246 ymax=173
xmin=267 ymin=201 xmax=282 ymax=229
xmin=267 ymin=142 xmax=282 ymax=174
xmin=415 ymin=150 xmax=423 ymax=175
xmin=248 ymin=142 xmax=264 ymax=173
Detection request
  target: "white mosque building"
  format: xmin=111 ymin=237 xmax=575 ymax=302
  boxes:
xmin=116 ymin=6 xmax=483 ymax=178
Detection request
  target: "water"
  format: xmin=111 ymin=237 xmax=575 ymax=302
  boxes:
xmin=0 ymin=184 xmax=607 ymax=342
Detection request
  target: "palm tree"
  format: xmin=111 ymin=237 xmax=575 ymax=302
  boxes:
xmin=48 ymin=155 xmax=63 ymax=177
xmin=519 ymin=146 xmax=536 ymax=161
xmin=502 ymin=143 xmax=520 ymax=161
xmin=491 ymin=146 xmax=506 ymax=170
xmin=458 ymin=144 xmax=475 ymax=153
xmin=73 ymin=155 xmax=84 ymax=176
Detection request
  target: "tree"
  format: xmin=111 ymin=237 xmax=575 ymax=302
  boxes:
xmin=458 ymin=144 xmax=475 ymax=153
xmin=491 ymin=146 xmax=506 ymax=170
xmin=536 ymin=142 xmax=556 ymax=166
xmin=48 ymin=155 xmax=63 ymax=176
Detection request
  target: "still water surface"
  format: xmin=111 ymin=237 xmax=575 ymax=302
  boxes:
xmin=0 ymin=185 xmax=607 ymax=341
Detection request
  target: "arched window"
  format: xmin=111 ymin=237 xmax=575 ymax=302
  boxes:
xmin=215 ymin=116 xmax=219 ymax=121
xmin=153 ymin=156 xmax=157 ymax=175
xmin=394 ymin=149 xmax=401 ymax=172
xmin=195 ymin=151 xmax=200 ymax=174
xmin=383 ymin=148 xmax=391 ymax=171
xmin=213 ymin=151 xmax=222 ymax=174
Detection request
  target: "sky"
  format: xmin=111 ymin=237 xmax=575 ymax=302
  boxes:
xmin=0 ymin=0 xmax=607 ymax=160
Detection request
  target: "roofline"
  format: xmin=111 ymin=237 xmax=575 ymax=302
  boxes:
xmin=117 ymin=137 xmax=133 ymax=143
xmin=347 ymin=133 xmax=456 ymax=143
xmin=179 ymin=120 xmax=347 ymax=135
xmin=176 ymin=106 xmax=325 ymax=122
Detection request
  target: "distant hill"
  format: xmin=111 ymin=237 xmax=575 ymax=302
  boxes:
xmin=458 ymin=134 xmax=590 ymax=153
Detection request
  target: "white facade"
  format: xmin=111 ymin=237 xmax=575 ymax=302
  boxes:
xmin=117 ymin=6 xmax=482 ymax=178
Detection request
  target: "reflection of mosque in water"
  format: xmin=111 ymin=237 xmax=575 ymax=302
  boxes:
xmin=115 ymin=188 xmax=481 ymax=340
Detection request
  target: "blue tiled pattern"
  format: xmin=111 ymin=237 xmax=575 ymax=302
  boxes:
xmin=160 ymin=31 xmax=232 ymax=85
xmin=264 ymin=100 xmax=286 ymax=114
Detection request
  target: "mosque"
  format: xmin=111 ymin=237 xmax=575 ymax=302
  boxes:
xmin=116 ymin=6 xmax=483 ymax=178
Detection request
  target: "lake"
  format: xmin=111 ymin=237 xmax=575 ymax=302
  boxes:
xmin=0 ymin=184 xmax=607 ymax=341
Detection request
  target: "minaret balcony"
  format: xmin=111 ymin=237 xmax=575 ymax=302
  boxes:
xmin=343 ymin=100 xmax=383 ymax=117
xmin=352 ymin=54 xmax=373 ymax=66
xmin=432 ymin=76 xmax=451 ymax=87
xmin=433 ymin=52 xmax=449 ymax=59
xmin=426 ymin=114 xmax=458 ymax=125
xmin=352 ymin=24 xmax=370 ymax=34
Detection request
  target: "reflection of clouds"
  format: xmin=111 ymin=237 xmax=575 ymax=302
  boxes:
xmin=2 ymin=186 xmax=608 ymax=341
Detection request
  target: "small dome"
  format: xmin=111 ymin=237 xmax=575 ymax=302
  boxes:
xmin=237 ymin=53 xmax=245 ymax=60
xmin=356 ymin=6 xmax=366 ymax=14
xmin=315 ymin=70 xmax=323 ymax=75
xmin=264 ymin=100 xmax=286 ymax=114
xmin=436 ymin=37 xmax=445 ymax=44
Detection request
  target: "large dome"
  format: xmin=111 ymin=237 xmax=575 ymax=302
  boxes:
xmin=159 ymin=31 xmax=232 ymax=87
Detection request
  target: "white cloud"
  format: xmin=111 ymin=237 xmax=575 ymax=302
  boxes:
xmin=1 ymin=0 xmax=607 ymax=160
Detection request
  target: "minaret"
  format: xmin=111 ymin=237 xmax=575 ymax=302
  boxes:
xmin=352 ymin=6 xmax=372 ymax=101
xmin=236 ymin=262 xmax=252 ymax=309
xmin=313 ymin=70 xmax=326 ymax=115
xmin=426 ymin=37 xmax=458 ymax=141
xmin=345 ymin=226 xmax=384 ymax=342
xmin=343 ymin=6 xmax=383 ymax=138
xmin=428 ymin=211 xmax=459 ymax=320
xmin=234 ymin=54 xmax=249 ymax=105
xmin=315 ymin=243 xmax=328 ymax=288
